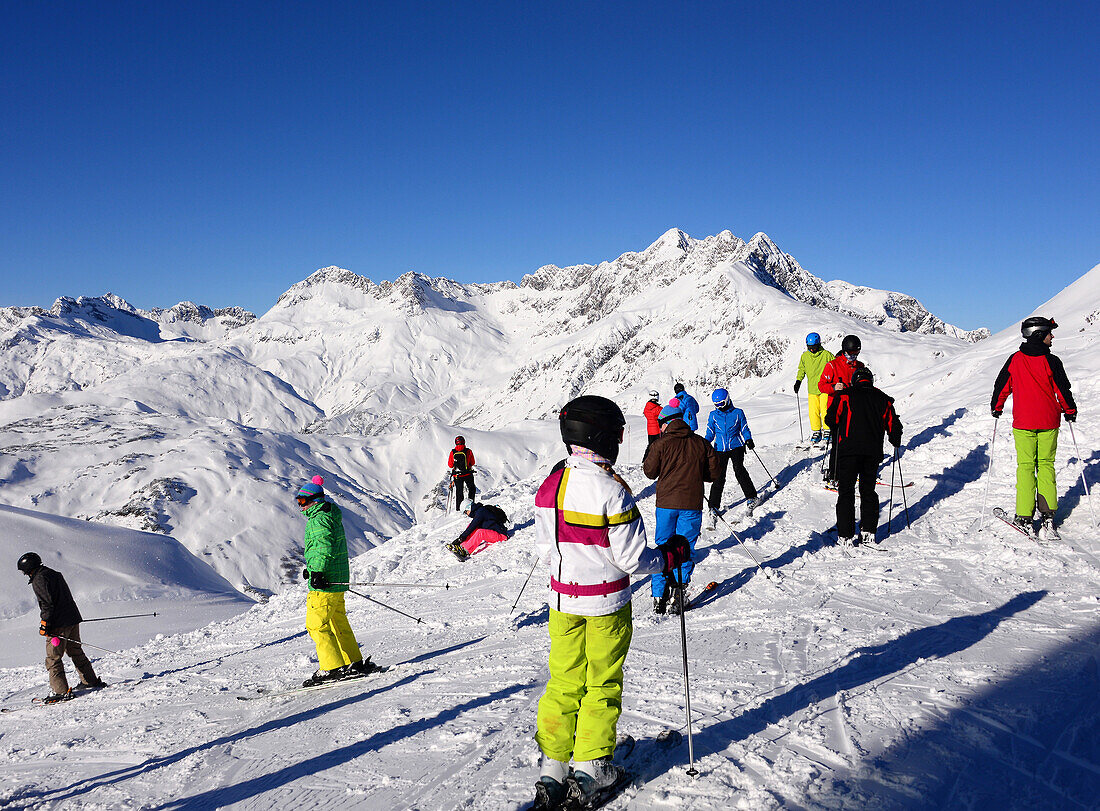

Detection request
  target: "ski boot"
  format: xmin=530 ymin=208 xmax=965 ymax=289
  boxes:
xmin=532 ymin=775 xmax=566 ymax=810
xmin=1013 ymin=515 xmax=1036 ymax=538
xmin=706 ymin=509 xmax=718 ymax=530
xmin=447 ymin=540 xmax=470 ymax=561
xmin=42 ymin=690 xmax=73 ymax=705
xmin=346 ymin=657 xmax=385 ymax=678
xmin=302 ymin=665 xmax=347 ymax=687
xmin=668 ymin=588 xmax=686 ymax=615
xmin=566 ymin=756 xmax=629 ymax=810
xmin=746 ymin=497 xmax=759 ymax=516
xmin=77 ymin=678 xmax=107 ymax=690
xmin=810 ymin=430 xmax=822 ymax=444
xmin=838 ymin=535 xmax=854 ymax=550
xmin=1038 ymin=515 xmax=1061 ymax=541
xmin=653 ymin=584 xmax=669 ymax=615
xmin=859 ymin=530 xmax=876 ymax=546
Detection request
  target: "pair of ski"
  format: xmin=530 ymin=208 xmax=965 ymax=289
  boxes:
xmin=237 ymin=665 xmax=392 ymax=701
xmin=990 ymin=507 xmax=1056 ymax=542
xmin=2 ymin=681 xmax=109 ymax=713
xmin=823 ymin=480 xmax=913 ymax=492
xmin=531 ymin=730 xmax=683 ymax=810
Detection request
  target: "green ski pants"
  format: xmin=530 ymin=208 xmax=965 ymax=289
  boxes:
xmin=1013 ymin=428 xmax=1059 ymax=516
xmin=535 ymin=602 xmax=633 ymax=762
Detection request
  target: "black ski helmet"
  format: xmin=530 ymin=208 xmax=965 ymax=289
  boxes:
xmin=454 ymin=435 xmax=465 ymax=445
xmin=841 ymin=334 xmax=861 ymax=354
xmin=851 ymin=367 xmax=874 ymax=387
xmin=673 ymin=382 xmax=685 ymax=394
xmin=559 ymin=395 xmax=626 ymax=463
xmin=17 ymin=551 xmax=41 ymax=575
xmin=1021 ymin=316 xmax=1058 ymax=340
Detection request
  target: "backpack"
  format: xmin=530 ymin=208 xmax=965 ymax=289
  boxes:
xmin=484 ymin=504 xmax=509 ymax=526
xmin=452 ymin=449 xmax=470 ymax=474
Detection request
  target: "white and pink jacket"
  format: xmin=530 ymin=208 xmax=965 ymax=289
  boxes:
xmin=535 ymin=456 xmax=663 ymax=616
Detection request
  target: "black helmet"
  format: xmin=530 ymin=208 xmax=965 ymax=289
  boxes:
xmin=842 ymin=334 xmax=861 ymax=354
xmin=1021 ymin=316 xmax=1058 ymax=339
xmin=851 ymin=367 xmax=874 ymax=387
xmin=17 ymin=552 xmax=42 ymax=575
xmin=559 ymin=395 xmax=626 ymax=463
xmin=673 ymin=382 xmax=685 ymax=394
xmin=454 ymin=435 xmax=465 ymax=445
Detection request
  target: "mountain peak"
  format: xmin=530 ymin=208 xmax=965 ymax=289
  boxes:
xmin=647 ymin=228 xmax=693 ymax=254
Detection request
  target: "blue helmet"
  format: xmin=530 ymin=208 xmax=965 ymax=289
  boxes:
xmin=806 ymin=332 xmax=821 ymax=346
xmin=711 ymin=388 xmax=730 ymax=408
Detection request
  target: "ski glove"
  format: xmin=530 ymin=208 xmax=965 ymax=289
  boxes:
xmin=657 ymin=535 xmax=691 ymax=573
xmin=308 ymin=571 xmax=330 ymax=589
xmin=302 ymin=568 xmax=309 ymax=581
xmin=793 ymin=379 xmax=801 ymax=393
xmin=991 ymin=409 xmax=1003 ymax=418
xmin=1066 ymin=412 xmax=1077 ymax=422
xmin=745 ymin=438 xmax=755 ymax=450
xmin=39 ymin=621 xmax=48 ymax=636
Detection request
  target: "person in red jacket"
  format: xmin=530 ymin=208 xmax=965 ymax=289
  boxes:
xmin=818 ymin=334 xmax=864 ymax=483
xmin=448 ymin=436 xmax=476 ymax=511
xmin=643 ymin=390 xmax=662 ymax=446
xmin=990 ymin=316 xmax=1077 ymax=540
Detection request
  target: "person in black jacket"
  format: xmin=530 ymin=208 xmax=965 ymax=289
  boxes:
xmin=447 ymin=498 xmax=509 ymax=560
xmin=824 ymin=368 xmax=903 ymax=546
xmin=17 ymin=552 xmax=106 ymax=702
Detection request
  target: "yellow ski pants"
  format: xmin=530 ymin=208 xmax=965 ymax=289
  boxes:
xmin=306 ymin=591 xmax=362 ymax=671
xmin=808 ymin=392 xmax=830 ymax=432
xmin=536 ymin=603 xmax=633 ymax=762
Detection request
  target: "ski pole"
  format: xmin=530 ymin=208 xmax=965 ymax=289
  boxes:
xmin=346 ymin=589 xmax=423 ymax=624
xmin=671 ymin=566 xmax=698 ymax=778
xmin=509 ymin=557 xmax=540 ymax=616
xmin=896 ymin=450 xmax=911 ymax=529
xmin=50 ymin=635 xmax=120 ymax=656
xmin=888 ymin=448 xmax=897 ymax=536
xmin=714 ymin=511 xmax=778 ymax=585
xmin=978 ymin=417 xmax=999 ymax=532
xmin=80 ymin=612 xmax=159 ymax=623
xmin=796 ymin=394 xmax=804 ymax=443
xmin=1067 ymin=421 xmax=1096 ymax=525
xmin=750 ymin=447 xmax=776 ymax=491
xmin=330 ymin=582 xmax=450 ymax=589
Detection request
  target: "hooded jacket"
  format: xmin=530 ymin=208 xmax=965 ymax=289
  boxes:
xmin=30 ymin=566 xmax=83 ymax=629
xmin=704 ymin=405 xmax=752 ymax=452
xmin=303 ymin=500 xmax=351 ymax=593
xmin=991 ymin=340 xmax=1077 ymax=430
xmin=643 ymin=419 xmax=722 ymax=509
xmin=535 ymin=456 xmax=663 ymax=616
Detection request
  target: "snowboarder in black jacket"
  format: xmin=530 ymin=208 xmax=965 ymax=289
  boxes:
xmin=824 ymin=368 xmax=902 ymax=546
xmin=17 ymin=552 xmax=106 ymax=702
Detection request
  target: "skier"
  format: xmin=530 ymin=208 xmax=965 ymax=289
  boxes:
xmin=644 ymin=402 xmax=721 ymax=614
xmin=818 ymin=334 xmax=865 ymax=483
xmin=672 ymin=383 xmax=700 ymax=431
xmin=794 ymin=332 xmax=835 ymax=446
xmin=990 ymin=316 xmax=1077 ymax=540
xmin=297 ymin=475 xmax=382 ymax=686
xmin=17 ymin=552 xmax=106 ymax=704
xmin=824 ymin=368 xmax=903 ymax=546
xmin=447 ymin=498 xmax=509 ymax=560
xmin=447 ymin=436 xmax=476 ymax=511
xmin=533 ymin=395 xmax=689 ymax=810
xmin=643 ymin=390 xmax=662 ymax=446
xmin=703 ymin=388 xmax=758 ymax=529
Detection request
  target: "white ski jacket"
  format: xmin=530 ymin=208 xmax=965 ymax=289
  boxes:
xmin=535 ymin=456 xmax=664 ymax=616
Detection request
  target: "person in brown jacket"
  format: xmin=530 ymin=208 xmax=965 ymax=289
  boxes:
xmin=643 ymin=404 xmax=722 ymax=614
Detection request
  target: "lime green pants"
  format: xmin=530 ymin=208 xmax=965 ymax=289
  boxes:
xmin=306 ymin=591 xmax=362 ymax=671
xmin=1013 ymin=428 xmax=1059 ymax=516
xmin=535 ymin=603 xmax=633 ymax=762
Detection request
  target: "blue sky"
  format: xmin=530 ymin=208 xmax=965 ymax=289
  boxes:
xmin=2 ymin=1 xmax=1096 ymax=331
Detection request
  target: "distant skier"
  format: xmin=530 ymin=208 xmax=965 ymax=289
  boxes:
xmin=643 ymin=390 xmax=662 ymax=446
xmin=644 ymin=402 xmax=721 ymax=614
xmin=794 ymin=332 xmax=835 ymax=446
xmin=991 ymin=316 xmax=1077 ymax=540
xmin=297 ymin=476 xmax=382 ymax=686
xmin=672 ymin=383 xmax=699 ymax=431
xmin=818 ymin=334 xmax=865 ymax=482
xmin=704 ymin=388 xmax=758 ymax=529
xmin=533 ymin=395 xmax=689 ymax=810
xmin=447 ymin=498 xmax=509 ymax=560
xmin=17 ymin=552 xmax=106 ymax=704
xmin=824 ymin=368 xmax=902 ymax=546
xmin=448 ymin=436 xmax=476 ymax=511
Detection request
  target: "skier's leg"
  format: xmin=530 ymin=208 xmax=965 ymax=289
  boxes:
xmin=64 ymin=624 xmax=99 ymax=685
xmin=674 ymin=509 xmax=703 ymax=586
xmin=650 ymin=508 xmax=677 ymax=598
xmin=1013 ymin=429 xmax=1039 ymax=517
xmin=1035 ymin=428 xmax=1059 ymax=514
xmin=307 ymin=591 xmax=356 ymax=670
xmin=857 ymin=455 xmax=880 ymax=533
xmin=574 ymin=603 xmax=632 ymax=761
xmin=44 ymin=628 xmax=71 ymax=695
xmin=731 ymin=446 xmax=758 ymax=499
xmin=536 ymin=609 xmax=588 ymax=762
xmin=835 ymin=456 xmax=858 ymax=538
xmin=708 ymin=451 xmax=730 ymax=511
xmin=326 ymin=592 xmax=363 ymax=666
xmin=461 ymin=528 xmax=506 ymax=556
xmin=808 ymin=392 xmax=822 ymax=433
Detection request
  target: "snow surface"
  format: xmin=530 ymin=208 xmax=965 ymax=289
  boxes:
xmin=0 ymin=233 xmax=1097 ymax=809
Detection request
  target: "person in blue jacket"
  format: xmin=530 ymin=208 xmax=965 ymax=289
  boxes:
xmin=673 ymin=383 xmax=700 ymax=432
xmin=704 ymin=388 xmax=758 ymax=528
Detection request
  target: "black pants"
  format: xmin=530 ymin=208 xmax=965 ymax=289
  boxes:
xmin=708 ymin=447 xmax=757 ymax=510
xmin=835 ymin=454 xmax=879 ymax=538
xmin=453 ymin=475 xmax=475 ymax=510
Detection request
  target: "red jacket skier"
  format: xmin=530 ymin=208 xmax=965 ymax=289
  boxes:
xmin=643 ymin=391 xmax=662 ymax=445
xmin=448 ymin=437 xmax=476 ymax=511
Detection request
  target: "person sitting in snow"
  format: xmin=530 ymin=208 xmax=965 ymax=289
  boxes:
xmin=532 ymin=395 xmax=689 ymax=809
xmin=448 ymin=436 xmax=476 ymax=511
xmin=447 ymin=498 xmax=510 ymax=560
xmin=17 ymin=552 xmax=106 ymax=704
xmin=297 ymin=475 xmax=383 ymax=686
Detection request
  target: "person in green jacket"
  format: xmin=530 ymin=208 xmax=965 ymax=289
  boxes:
xmin=297 ymin=475 xmax=381 ymax=687
xmin=794 ymin=332 xmax=835 ymax=445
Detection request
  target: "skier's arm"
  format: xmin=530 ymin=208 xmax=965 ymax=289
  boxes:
xmin=33 ymin=573 xmax=56 ymax=626
xmin=704 ymin=412 xmax=716 ymax=444
xmin=796 ymin=352 xmax=807 ymax=382
xmin=605 ymin=489 xmax=662 ymax=576
xmin=991 ymin=355 xmax=1014 ymax=412
xmin=642 ymin=443 xmax=661 ymax=479
xmin=824 ymin=395 xmax=840 ymax=430
xmin=885 ymin=399 xmax=903 ymax=447
xmin=467 ymin=449 xmax=475 ymax=467
xmin=457 ymin=509 xmax=485 ymax=543
xmin=705 ymin=442 xmax=722 ymax=482
xmin=447 ymin=450 xmax=455 ymax=468
xmin=739 ymin=411 xmax=752 ymax=445
xmin=303 ymin=515 xmax=338 ymax=574
xmin=818 ymin=363 xmax=836 ymax=395
xmin=1047 ymin=355 xmax=1077 ymax=415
